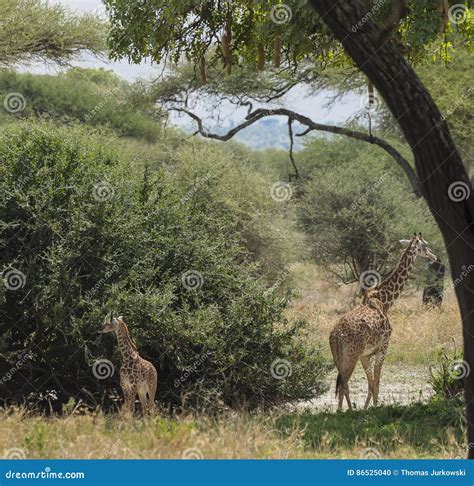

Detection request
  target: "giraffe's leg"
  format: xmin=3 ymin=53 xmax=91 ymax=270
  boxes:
xmin=121 ymin=384 xmax=136 ymax=417
xmin=147 ymin=372 xmax=157 ymax=415
xmin=337 ymin=374 xmax=344 ymax=411
xmin=138 ymin=384 xmax=149 ymax=416
xmin=360 ymin=356 xmax=374 ymax=409
xmin=339 ymin=358 xmax=358 ymax=410
xmin=373 ymin=344 xmax=388 ymax=406
xmin=330 ymin=334 xmax=345 ymax=410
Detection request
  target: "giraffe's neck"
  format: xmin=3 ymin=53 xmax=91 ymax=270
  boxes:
xmin=115 ymin=321 xmax=138 ymax=364
xmin=378 ymin=241 xmax=417 ymax=311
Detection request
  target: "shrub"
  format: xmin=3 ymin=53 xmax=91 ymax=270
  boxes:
xmin=429 ymin=343 xmax=465 ymax=400
xmin=161 ymin=140 xmax=303 ymax=283
xmin=0 ymin=68 xmax=163 ymax=142
xmin=0 ymin=122 xmax=328 ymax=411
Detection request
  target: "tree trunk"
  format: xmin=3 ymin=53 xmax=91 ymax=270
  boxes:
xmin=309 ymin=0 xmax=474 ymax=456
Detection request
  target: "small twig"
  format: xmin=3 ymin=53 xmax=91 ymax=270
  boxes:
xmin=287 ymin=118 xmax=298 ymax=181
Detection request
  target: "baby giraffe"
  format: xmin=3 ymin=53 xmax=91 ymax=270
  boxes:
xmin=101 ymin=314 xmax=157 ymax=416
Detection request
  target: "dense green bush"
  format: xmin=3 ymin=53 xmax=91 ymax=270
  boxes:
xmin=161 ymin=140 xmax=303 ymax=282
xmin=0 ymin=122 xmax=328 ymax=411
xmin=297 ymin=137 xmax=443 ymax=283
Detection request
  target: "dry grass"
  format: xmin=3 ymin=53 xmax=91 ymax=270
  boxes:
xmin=0 ymin=407 xmax=466 ymax=460
xmin=0 ymin=409 xmax=303 ymax=460
xmin=287 ymin=263 xmax=462 ymax=364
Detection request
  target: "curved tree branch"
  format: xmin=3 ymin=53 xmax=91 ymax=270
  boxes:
xmin=169 ymin=106 xmax=422 ymax=197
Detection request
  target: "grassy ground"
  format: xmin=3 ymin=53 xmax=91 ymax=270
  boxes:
xmin=1 ymin=264 xmax=465 ymax=460
xmin=0 ymin=400 xmax=466 ymax=459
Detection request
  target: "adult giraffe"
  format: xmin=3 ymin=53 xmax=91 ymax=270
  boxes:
xmin=331 ymin=234 xmax=437 ymax=410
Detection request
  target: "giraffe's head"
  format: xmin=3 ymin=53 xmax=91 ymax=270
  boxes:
xmin=399 ymin=233 xmax=437 ymax=262
xmin=100 ymin=313 xmax=124 ymax=334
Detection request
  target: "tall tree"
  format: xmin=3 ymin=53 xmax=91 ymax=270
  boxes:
xmin=104 ymin=0 xmax=474 ymax=454
xmin=308 ymin=0 xmax=474 ymax=456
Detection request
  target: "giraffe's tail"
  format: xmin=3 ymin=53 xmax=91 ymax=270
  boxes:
xmin=335 ymin=373 xmax=342 ymax=397
xmin=330 ymin=331 xmax=343 ymax=398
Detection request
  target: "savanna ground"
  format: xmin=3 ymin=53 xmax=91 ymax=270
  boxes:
xmin=1 ymin=264 xmax=465 ymax=460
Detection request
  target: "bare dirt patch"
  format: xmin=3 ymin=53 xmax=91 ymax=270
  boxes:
xmin=294 ymin=363 xmax=433 ymax=412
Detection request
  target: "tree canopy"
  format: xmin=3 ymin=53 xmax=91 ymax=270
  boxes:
xmin=0 ymin=0 xmax=106 ymax=66
xmin=105 ymin=0 xmax=473 ymax=71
